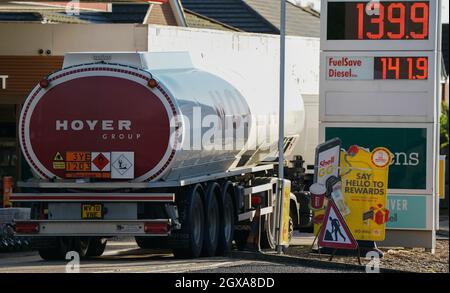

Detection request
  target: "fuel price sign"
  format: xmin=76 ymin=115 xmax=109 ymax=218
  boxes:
xmin=321 ymin=0 xmax=440 ymax=51
xmin=320 ymin=51 xmax=436 ymax=122
xmin=327 ymin=1 xmax=430 ymax=40
xmin=326 ymin=55 xmax=430 ymax=80
xmin=319 ymin=0 xmax=441 ymax=250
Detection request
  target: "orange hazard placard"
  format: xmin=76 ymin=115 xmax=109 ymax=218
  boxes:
xmin=66 ymin=161 xmax=91 ymax=172
xmin=66 ymin=152 xmax=91 ymax=162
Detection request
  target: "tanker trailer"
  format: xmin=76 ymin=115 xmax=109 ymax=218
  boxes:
xmin=12 ymin=52 xmax=309 ymax=259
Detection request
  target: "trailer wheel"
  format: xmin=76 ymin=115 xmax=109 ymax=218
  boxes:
xmin=217 ymin=190 xmax=235 ymax=255
xmin=38 ymin=248 xmax=64 ymax=261
xmin=202 ymin=183 xmax=221 ymax=257
xmin=135 ymin=237 xmax=152 ymax=249
xmin=234 ymin=229 xmax=249 ymax=250
xmin=172 ymin=185 xmax=205 ymax=258
xmin=261 ymin=214 xmax=276 ymax=250
xmin=37 ymin=237 xmax=73 ymax=261
xmin=86 ymin=238 xmax=107 ymax=257
xmin=72 ymin=237 xmax=90 ymax=258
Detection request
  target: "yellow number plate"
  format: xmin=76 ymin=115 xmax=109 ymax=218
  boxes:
xmin=81 ymin=204 xmax=103 ymax=219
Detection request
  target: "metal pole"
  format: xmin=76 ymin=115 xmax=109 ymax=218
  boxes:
xmin=276 ymin=0 xmax=286 ymax=254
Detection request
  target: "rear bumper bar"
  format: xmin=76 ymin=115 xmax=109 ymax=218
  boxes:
xmin=14 ymin=219 xmax=171 ymax=237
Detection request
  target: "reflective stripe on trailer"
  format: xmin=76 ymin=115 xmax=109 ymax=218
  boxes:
xmin=10 ymin=193 xmax=175 ymax=202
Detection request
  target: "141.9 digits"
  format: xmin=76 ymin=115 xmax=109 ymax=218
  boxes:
xmin=357 ymin=2 xmax=429 ymax=40
xmin=374 ymin=57 xmax=428 ymax=80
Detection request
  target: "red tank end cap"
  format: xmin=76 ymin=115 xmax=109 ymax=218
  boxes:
xmin=26 ymin=75 xmax=171 ymax=180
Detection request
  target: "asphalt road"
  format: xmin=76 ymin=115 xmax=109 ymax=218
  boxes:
xmin=0 ymin=239 xmax=357 ymax=273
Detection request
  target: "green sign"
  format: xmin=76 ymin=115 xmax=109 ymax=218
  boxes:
xmin=386 ymin=195 xmax=428 ymax=229
xmin=325 ymin=127 xmax=427 ymax=190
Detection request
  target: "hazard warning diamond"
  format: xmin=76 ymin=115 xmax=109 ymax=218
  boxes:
xmin=112 ymin=154 xmax=132 ymax=175
xmin=111 ymin=152 xmax=134 ymax=179
xmin=91 ymin=152 xmax=110 ymax=172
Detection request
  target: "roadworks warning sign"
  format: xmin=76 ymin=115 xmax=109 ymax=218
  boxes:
xmin=318 ymin=199 xmax=358 ymax=250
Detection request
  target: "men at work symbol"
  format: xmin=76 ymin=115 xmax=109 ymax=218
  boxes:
xmin=324 ymin=217 xmax=346 ymax=242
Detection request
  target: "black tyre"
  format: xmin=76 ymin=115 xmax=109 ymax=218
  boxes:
xmin=172 ymin=185 xmax=205 ymax=258
xmin=252 ymin=177 xmax=276 ymax=250
xmin=136 ymin=236 xmax=167 ymax=249
xmin=72 ymin=237 xmax=90 ymax=258
xmin=260 ymin=214 xmax=276 ymax=250
xmin=217 ymin=190 xmax=235 ymax=255
xmin=135 ymin=237 xmax=152 ymax=249
xmin=38 ymin=237 xmax=73 ymax=261
xmin=86 ymin=238 xmax=107 ymax=257
xmin=38 ymin=248 xmax=64 ymax=261
xmin=234 ymin=229 xmax=249 ymax=251
xmin=202 ymin=184 xmax=221 ymax=257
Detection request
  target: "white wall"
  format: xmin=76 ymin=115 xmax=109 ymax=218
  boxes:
xmin=442 ymin=0 xmax=449 ymax=24
xmin=0 ymin=24 xmax=148 ymax=55
xmin=148 ymin=26 xmax=320 ymax=164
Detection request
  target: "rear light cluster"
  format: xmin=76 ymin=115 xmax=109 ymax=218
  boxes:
xmin=39 ymin=79 xmax=49 ymax=89
xmin=147 ymin=78 xmax=158 ymax=88
xmin=251 ymin=195 xmax=262 ymax=206
xmin=15 ymin=222 xmax=40 ymax=234
xmin=144 ymin=222 xmax=169 ymax=234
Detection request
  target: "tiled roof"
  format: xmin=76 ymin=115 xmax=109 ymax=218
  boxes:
xmin=0 ymin=4 xmax=150 ymax=24
xmin=181 ymin=0 xmax=278 ymax=34
xmin=243 ymin=0 xmax=320 ymax=37
xmin=77 ymin=4 xmax=149 ymax=24
xmin=147 ymin=3 xmax=178 ymax=26
xmin=41 ymin=12 xmax=90 ymax=24
xmin=185 ymin=9 xmax=240 ymax=31
xmin=181 ymin=0 xmax=320 ymax=37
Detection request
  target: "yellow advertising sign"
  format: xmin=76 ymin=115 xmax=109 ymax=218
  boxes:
xmin=281 ymin=180 xmax=291 ymax=246
xmin=314 ymin=146 xmax=391 ymax=242
xmin=340 ymin=147 xmax=391 ymax=241
xmin=439 ymin=156 xmax=446 ymax=199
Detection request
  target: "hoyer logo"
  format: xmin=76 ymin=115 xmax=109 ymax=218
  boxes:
xmin=0 ymin=75 xmax=8 ymax=90
xmin=56 ymin=120 xmax=141 ymax=140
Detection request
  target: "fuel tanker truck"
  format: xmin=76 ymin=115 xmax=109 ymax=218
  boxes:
xmin=12 ymin=52 xmax=312 ymax=259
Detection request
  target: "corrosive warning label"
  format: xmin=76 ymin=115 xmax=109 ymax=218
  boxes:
xmin=111 ymin=152 xmax=134 ymax=179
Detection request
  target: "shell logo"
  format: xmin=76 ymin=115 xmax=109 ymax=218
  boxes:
xmin=318 ymin=165 xmax=336 ymax=177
